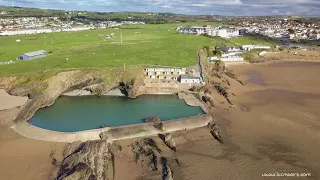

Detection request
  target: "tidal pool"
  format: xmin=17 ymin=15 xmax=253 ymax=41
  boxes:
xmin=246 ymin=72 xmax=265 ymax=86
xmin=29 ymin=95 xmax=205 ymax=132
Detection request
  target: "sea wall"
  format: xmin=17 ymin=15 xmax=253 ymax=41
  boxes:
xmin=12 ymin=114 xmax=212 ymax=143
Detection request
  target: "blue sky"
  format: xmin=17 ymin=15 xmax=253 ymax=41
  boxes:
xmin=0 ymin=0 xmax=319 ymax=16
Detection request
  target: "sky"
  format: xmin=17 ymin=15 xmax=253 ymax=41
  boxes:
xmin=0 ymin=0 xmax=319 ymax=16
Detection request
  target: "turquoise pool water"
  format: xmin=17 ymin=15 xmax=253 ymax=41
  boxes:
xmin=29 ymin=95 xmax=205 ymax=132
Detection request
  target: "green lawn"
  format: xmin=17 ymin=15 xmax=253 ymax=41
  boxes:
xmin=0 ymin=23 xmax=273 ymax=75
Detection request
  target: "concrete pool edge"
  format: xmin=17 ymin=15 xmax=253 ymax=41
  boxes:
xmin=12 ymin=93 xmax=211 ymax=143
xmin=11 ymin=114 xmax=212 ymax=143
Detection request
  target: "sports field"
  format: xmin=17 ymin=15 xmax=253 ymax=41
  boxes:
xmin=0 ymin=23 xmax=275 ymax=75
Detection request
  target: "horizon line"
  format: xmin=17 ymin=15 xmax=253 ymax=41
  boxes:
xmin=0 ymin=5 xmax=319 ymax=18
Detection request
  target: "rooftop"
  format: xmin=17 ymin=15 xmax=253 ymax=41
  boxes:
xmin=181 ymin=74 xmax=200 ymax=80
xmin=22 ymin=50 xmax=46 ymax=57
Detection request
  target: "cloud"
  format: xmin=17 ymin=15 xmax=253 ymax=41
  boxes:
xmin=0 ymin=0 xmax=319 ymax=16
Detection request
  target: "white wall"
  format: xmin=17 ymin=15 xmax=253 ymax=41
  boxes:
xmin=181 ymin=78 xmax=201 ymax=84
xmin=221 ymin=56 xmax=244 ymax=62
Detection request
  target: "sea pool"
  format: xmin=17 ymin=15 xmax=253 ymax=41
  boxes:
xmin=29 ymin=95 xmax=205 ymax=132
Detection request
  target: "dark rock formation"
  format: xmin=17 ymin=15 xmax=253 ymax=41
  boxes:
xmin=130 ymin=138 xmax=162 ymax=171
xmin=159 ymin=133 xmax=176 ymax=152
xmin=154 ymin=122 xmax=165 ymax=131
xmin=58 ymin=163 xmax=97 ymax=180
xmin=213 ymin=83 xmax=233 ymax=105
xmin=129 ymin=138 xmax=176 ymax=179
xmin=208 ymin=121 xmax=223 ymax=144
xmin=164 ymin=134 xmax=177 ymax=151
xmin=145 ymin=117 xmax=161 ymax=123
xmin=145 ymin=117 xmax=165 ymax=131
xmin=57 ymin=141 xmax=112 ymax=180
xmin=161 ymin=157 xmax=174 ymax=180
xmin=118 ymin=77 xmax=143 ymax=98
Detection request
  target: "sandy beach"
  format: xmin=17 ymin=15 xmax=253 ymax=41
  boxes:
xmin=0 ymin=89 xmax=28 ymax=110
xmin=0 ymin=90 xmax=65 ymax=180
xmin=0 ymin=59 xmax=319 ymax=180
xmin=102 ymin=60 xmax=320 ymax=180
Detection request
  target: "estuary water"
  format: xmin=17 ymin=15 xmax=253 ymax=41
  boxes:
xmin=29 ymin=95 xmax=204 ymax=132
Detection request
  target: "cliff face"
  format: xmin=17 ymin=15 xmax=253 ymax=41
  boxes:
xmin=12 ymin=71 xmax=107 ymax=123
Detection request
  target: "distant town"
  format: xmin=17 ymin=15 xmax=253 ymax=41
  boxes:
xmin=177 ymin=20 xmax=320 ymax=41
xmin=0 ymin=16 xmax=145 ymax=35
xmin=0 ymin=7 xmax=319 ymax=42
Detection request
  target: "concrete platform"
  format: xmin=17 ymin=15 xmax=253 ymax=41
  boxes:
xmin=12 ymin=113 xmax=212 ymax=143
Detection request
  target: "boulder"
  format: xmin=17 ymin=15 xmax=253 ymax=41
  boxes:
xmin=153 ymin=122 xmax=165 ymax=131
xmin=164 ymin=133 xmax=176 ymax=151
xmin=99 ymin=132 xmax=108 ymax=141
xmin=145 ymin=117 xmax=161 ymax=123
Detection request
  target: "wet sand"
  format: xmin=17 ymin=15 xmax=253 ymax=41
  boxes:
xmin=0 ymin=126 xmax=65 ymax=180
xmin=169 ymin=61 xmax=320 ymax=180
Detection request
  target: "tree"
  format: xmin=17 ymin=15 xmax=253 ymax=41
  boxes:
xmin=213 ymin=49 xmax=223 ymax=58
xmin=288 ymin=28 xmax=295 ymax=34
xmin=204 ymin=46 xmax=213 ymax=57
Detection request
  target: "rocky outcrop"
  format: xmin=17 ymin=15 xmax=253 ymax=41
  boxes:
xmin=130 ymin=138 xmax=161 ymax=171
xmin=208 ymin=121 xmax=223 ymax=144
xmin=145 ymin=117 xmax=161 ymax=123
xmin=130 ymin=138 xmax=175 ymax=179
xmin=99 ymin=132 xmax=109 ymax=141
xmin=159 ymin=133 xmax=177 ymax=152
xmin=57 ymin=141 xmax=112 ymax=180
xmin=145 ymin=117 xmax=165 ymax=131
xmin=154 ymin=122 xmax=165 ymax=131
xmin=161 ymin=157 xmax=174 ymax=180
xmin=127 ymin=77 xmax=144 ymax=98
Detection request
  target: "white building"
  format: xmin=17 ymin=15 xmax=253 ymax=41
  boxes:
xmin=219 ymin=47 xmax=242 ymax=53
xmin=0 ymin=26 xmax=94 ymax=36
xmin=207 ymin=28 xmax=239 ymax=38
xmin=0 ymin=29 xmax=52 ymax=36
xmin=210 ymin=56 xmax=244 ymax=62
xmin=259 ymin=28 xmax=275 ymax=36
xmin=144 ymin=68 xmax=186 ymax=80
xmin=180 ymin=75 xmax=201 ymax=84
xmin=178 ymin=26 xmax=206 ymax=35
xmin=241 ymin=45 xmax=271 ymax=51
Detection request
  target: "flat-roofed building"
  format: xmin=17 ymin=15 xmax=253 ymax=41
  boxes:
xmin=19 ymin=50 xmax=46 ymax=60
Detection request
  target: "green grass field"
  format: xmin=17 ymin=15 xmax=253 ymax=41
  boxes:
xmin=0 ymin=23 xmax=275 ymax=75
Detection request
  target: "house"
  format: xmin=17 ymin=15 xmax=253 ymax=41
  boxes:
xmin=241 ymin=45 xmax=271 ymax=51
xmin=179 ymin=75 xmax=201 ymax=84
xmin=210 ymin=56 xmax=244 ymax=62
xmin=144 ymin=68 xmax=186 ymax=81
xmin=191 ymin=26 xmax=206 ymax=35
xmin=219 ymin=47 xmax=241 ymax=53
xmin=239 ymin=29 xmax=249 ymax=35
xmin=19 ymin=50 xmax=46 ymax=60
xmin=259 ymin=28 xmax=275 ymax=36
